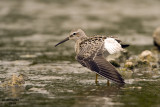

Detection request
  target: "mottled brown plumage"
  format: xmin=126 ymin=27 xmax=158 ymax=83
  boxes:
xmin=55 ymin=29 xmax=129 ymax=85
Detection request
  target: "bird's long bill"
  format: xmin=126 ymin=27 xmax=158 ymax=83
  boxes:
xmin=55 ymin=37 xmax=69 ymax=47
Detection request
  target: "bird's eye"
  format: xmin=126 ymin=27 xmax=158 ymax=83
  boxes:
xmin=73 ymin=33 xmax=76 ymax=35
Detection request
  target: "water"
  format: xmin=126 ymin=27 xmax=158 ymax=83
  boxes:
xmin=0 ymin=0 xmax=160 ymax=107
xmin=0 ymin=61 xmax=160 ymax=107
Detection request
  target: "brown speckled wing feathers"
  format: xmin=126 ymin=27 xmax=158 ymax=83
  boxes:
xmin=76 ymin=37 xmax=125 ymax=84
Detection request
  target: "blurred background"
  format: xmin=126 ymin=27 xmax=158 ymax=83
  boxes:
xmin=0 ymin=0 xmax=159 ymax=62
xmin=0 ymin=0 xmax=160 ymax=107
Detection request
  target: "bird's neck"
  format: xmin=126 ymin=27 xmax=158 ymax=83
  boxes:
xmin=74 ymin=37 xmax=87 ymax=54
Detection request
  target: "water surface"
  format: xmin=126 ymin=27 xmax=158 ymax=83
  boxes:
xmin=0 ymin=0 xmax=160 ymax=107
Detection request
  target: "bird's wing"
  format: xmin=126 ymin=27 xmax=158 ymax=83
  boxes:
xmin=76 ymin=39 xmax=125 ymax=84
xmin=104 ymin=38 xmax=124 ymax=54
xmin=90 ymin=56 xmax=125 ymax=84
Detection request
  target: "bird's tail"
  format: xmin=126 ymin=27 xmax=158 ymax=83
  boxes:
xmin=121 ymin=44 xmax=130 ymax=48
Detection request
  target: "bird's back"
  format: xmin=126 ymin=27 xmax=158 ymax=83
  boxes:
xmin=76 ymin=36 xmax=106 ymax=58
xmin=76 ymin=35 xmax=125 ymax=58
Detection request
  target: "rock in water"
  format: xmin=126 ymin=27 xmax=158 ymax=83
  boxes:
xmin=139 ymin=50 xmax=155 ymax=62
xmin=124 ymin=61 xmax=134 ymax=69
xmin=153 ymin=27 xmax=160 ymax=49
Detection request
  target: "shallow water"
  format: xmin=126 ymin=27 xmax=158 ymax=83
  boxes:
xmin=0 ymin=61 xmax=160 ymax=107
xmin=0 ymin=0 xmax=160 ymax=107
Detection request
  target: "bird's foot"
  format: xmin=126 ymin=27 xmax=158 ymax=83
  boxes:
xmin=107 ymin=80 xmax=110 ymax=86
xmin=95 ymin=74 xmax=99 ymax=85
xmin=95 ymin=80 xmax=99 ymax=85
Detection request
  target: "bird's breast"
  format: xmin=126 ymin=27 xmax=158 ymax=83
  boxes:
xmin=75 ymin=41 xmax=81 ymax=54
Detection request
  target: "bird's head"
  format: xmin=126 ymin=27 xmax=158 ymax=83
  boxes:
xmin=55 ymin=29 xmax=86 ymax=47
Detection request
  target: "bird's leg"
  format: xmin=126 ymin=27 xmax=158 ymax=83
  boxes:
xmin=107 ymin=80 xmax=110 ymax=86
xmin=95 ymin=74 xmax=99 ymax=84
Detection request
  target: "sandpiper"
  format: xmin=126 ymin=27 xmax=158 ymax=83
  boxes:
xmin=55 ymin=29 xmax=129 ymax=85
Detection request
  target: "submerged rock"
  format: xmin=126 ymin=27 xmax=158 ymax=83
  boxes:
xmin=1 ymin=74 xmax=28 ymax=87
xmin=107 ymin=50 xmax=130 ymax=67
xmin=118 ymin=51 xmax=131 ymax=62
xmin=153 ymin=27 xmax=160 ymax=50
xmin=152 ymin=64 xmax=157 ymax=69
xmin=136 ymin=60 xmax=151 ymax=68
xmin=124 ymin=61 xmax=134 ymax=69
xmin=119 ymin=68 xmax=133 ymax=79
xmin=139 ymin=50 xmax=156 ymax=62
